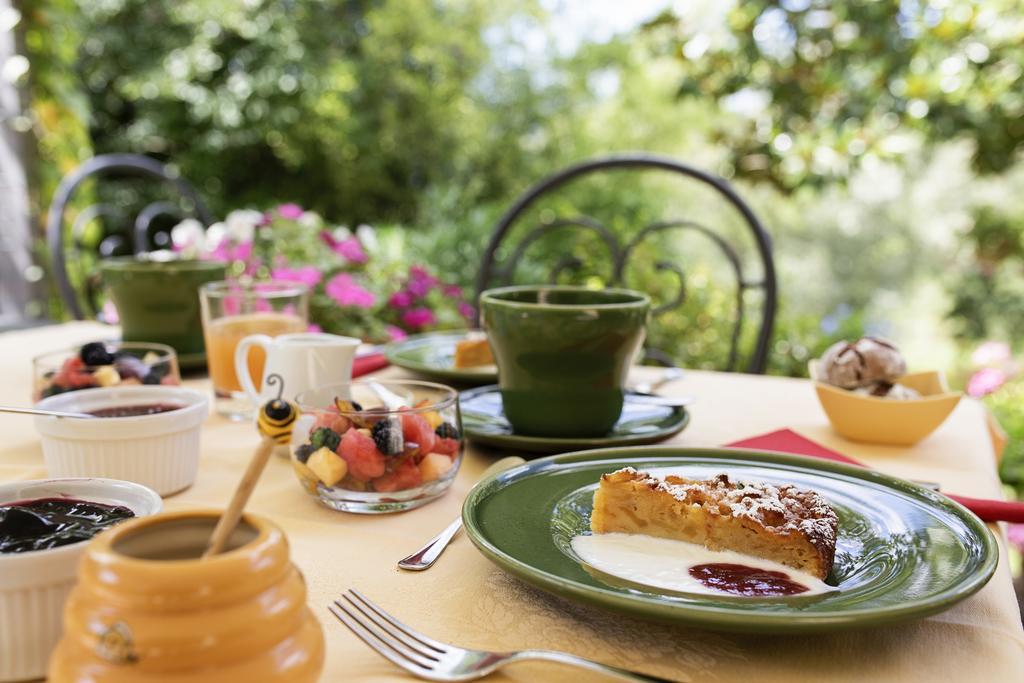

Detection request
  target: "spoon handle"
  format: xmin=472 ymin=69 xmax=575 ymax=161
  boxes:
xmin=203 ymin=436 xmax=276 ymax=558
xmin=398 ymin=517 xmax=464 ymax=571
xmin=398 ymin=455 xmax=525 ymax=571
xmin=0 ymin=406 xmax=94 ymax=419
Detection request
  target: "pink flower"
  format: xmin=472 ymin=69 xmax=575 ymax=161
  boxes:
xmin=971 ymin=341 xmax=1012 ymax=367
xmin=458 ymin=302 xmax=475 ymax=320
xmin=334 ymin=237 xmax=368 ymax=264
xmin=385 ymin=325 xmax=408 ymax=342
xmin=401 ymin=307 xmax=436 ymax=329
xmin=271 ymin=266 xmax=322 ymax=288
xmin=276 ymin=203 xmax=304 ymax=220
xmin=208 ymin=239 xmax=253 ymax=264
xmin=966 ymin=368 xmax=1008 ymax=397
xmin=325 ymin=273 xmax=376 ymax=309
xmin=389 ymin=291 xmax=413 ymax=309
xmin=308 ymin=323 xmax=323 ymax=333
xmin=443 ymin=284 xmax=463 ymax=298
xmin=407 ymin=278 xmax=432 ymax=297
xmin=409 ymin=265 xmax=435 ymax=283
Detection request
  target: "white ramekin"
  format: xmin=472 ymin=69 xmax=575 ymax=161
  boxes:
xmin=0 ymin=478 xmax=162 ymax=682
xmin=34 ymin=386 xmax=208 ymax=496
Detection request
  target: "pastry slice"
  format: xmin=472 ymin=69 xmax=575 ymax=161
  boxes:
xmin=591 ymin=467 xmax=838 ymax=579
xmin=453 ymin=336 xmax=493 ymax=368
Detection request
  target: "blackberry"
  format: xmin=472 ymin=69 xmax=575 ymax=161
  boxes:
xmin=309 ymin=427 xmax=341 ymax=452
xmin=435 ymin=422 xmax=460 ymax=440
xmin=371 ymin=419 xmax=404 ymax=456
xmin=80 ymin=342 xmax=114 ymax=367
xmin=294 ymin=443 xmax=316 ymax=464
xmin=142 ymin=364 xmax=166 ymax=385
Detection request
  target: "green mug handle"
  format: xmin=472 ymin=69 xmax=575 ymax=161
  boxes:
xmin=234 ymin=334 xmax=274 ymax=406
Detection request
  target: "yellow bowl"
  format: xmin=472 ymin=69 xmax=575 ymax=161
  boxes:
xmin=810 ymin=362 xmax=962 ymax=446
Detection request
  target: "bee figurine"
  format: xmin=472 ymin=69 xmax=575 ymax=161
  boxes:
xmin=257 ymin=374 xmax=300 ymax=445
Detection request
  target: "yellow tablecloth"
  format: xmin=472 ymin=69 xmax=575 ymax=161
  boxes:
xmin=3 ymin=322 xmax=1023 ymax=682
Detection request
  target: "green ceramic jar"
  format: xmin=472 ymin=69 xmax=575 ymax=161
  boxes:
xmin=480 ymin=285 xmax=650 ymax=438
xmin=100 ymin=256 xmax=226 ymax=365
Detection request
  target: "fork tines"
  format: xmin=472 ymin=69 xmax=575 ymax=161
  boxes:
xmin=329 ymin=589 xmax=448 ymax=679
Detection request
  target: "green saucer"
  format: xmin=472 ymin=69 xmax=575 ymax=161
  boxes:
xmin=459 ymin=385 xmax=689 ymax=454
xmin=462 ymin=447 xmax=997 ymax=633
xmin=385 ymin=331 xmax=497 ymax=385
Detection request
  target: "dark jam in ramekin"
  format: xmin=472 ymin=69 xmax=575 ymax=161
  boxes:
xmin=87 ymin=403 xmax=183 ymax=418
xmin=0 ymin=498 xmax=135 ymax=554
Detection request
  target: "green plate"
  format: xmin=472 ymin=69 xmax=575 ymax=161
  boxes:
xmin=462 ymin=447 xmax=997 ymax=633
xmin=385 ymin=331 xmax=497 ymax=385
xmin=460 ymin=385 xmax=689 ymax=454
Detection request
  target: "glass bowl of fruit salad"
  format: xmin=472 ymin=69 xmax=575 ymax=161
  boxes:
xmin=292 ymin=380 xmax=463 ymax=513
xmin=32 ymin=341 xmax=181 ymax=402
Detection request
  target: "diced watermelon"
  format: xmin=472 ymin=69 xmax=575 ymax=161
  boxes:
xmin=312 ymin=411 xmax=351 ymax=434
xmin=54 ymin=358 xmax=97 ymax=389
xmin=338 ymin=428 xmax=386 ymax=481
xmin=401 ymin=413 xmax=436 ymax=454
xmin=433 ymin=437 xmax=459 ymax=457
xmin=373 ymin=459 xmax=423 ymax=492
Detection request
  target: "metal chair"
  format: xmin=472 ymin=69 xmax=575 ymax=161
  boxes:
xmin=475 ymin=154 xmax=777 ymax=373
xmin=46 ymin=153 xmax=213 ymax=319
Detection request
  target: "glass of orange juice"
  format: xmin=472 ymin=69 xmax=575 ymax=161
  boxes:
xmin=199 ymin=281 xmax=309 ymax=419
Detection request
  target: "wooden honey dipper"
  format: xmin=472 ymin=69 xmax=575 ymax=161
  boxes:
xmin=203 ymin=374 xmax=299 ymax=558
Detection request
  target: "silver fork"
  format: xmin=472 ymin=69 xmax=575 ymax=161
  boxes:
xmin=329 ymin=589 xmax=677 ymax=682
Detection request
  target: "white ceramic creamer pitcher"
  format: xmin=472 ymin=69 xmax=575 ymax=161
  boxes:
xmin=234 ymin=332 xmax=360 ymax=406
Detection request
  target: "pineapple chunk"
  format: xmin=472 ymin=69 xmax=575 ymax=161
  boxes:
xmin=307 ymin=447 xmax=348 ymax=487
xmin=93 ymin=365 xmax=121 ymax=387
xmin=419 ymin=452 xmax=453 ymax=482
xmin=292 ymin=460 xmax=319 ymax=493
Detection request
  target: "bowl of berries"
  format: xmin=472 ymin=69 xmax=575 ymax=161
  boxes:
xmin=33 ymin=341 xmax=181 ymax=401
xmin=291 ymin=380 xmax=463 ymax=513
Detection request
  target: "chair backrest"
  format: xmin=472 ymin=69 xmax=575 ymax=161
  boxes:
xmin=475 ymin=154 xmax=777 ymax=373
xmin=46 ymin=153 xmax=213 ymax=319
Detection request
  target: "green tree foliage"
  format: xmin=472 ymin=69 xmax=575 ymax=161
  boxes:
xmin=648 ymin=0 xmax=1024 ymax=191
xmin=75 ymin=0 xmax=553 ymax=223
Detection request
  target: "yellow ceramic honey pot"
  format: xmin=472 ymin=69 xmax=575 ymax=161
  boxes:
xmin=48 ymin=509 xmax=324 ymax=682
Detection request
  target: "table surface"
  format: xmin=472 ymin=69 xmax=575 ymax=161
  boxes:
xmin=3 ymin=322 xmax=1023 ymax=683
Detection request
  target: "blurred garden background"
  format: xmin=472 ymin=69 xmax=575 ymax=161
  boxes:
xmin=4 ymin=0 xmax=1024 ymax=508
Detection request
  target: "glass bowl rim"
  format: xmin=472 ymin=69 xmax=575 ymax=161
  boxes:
xmin=295 ymin=379 xmax=459 ymax=416
xmin=32 ymin=341 xmax=179 ymax=369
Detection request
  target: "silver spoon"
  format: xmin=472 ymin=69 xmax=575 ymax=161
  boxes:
xmin=626 ymin=393 xmax=696 ymax=409
xmin=0 ymin=406 xmax=95 ymax=419
xmin=398 ymin=456 xmax=525 ymax=571
xmin=632 ymin=366 xmax=684 ymax=396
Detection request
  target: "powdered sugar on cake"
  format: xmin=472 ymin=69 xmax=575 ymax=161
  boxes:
xmin=608 ymin=467 xmax=838 ymax=555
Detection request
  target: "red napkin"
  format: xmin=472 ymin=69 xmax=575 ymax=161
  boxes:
xmin=726 ymin=429 xmax=1024 ymax=524
xmin=352 ymin=352 xmax=389 ymax=378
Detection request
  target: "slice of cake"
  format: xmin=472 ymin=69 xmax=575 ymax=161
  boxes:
xmin=591 ymin=467 xmax=838 ymax=579
xmin=453 ymin=336 xmax=494 ymax=368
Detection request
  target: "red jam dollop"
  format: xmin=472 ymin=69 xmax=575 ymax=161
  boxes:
xmin=689 ymin=563 xmax=810 ymax=596
xmin=87 ymin=403 xmax=183 ymax=418
xmin=0 ymin=498 xmax=135 ymax=554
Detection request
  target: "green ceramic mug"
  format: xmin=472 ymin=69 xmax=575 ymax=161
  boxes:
xmin=100 ymin=256 xmax=226 ymax=363
xmin=480 ymin=285 xmax=651 ymax=438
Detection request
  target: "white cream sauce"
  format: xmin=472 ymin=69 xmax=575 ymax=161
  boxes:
xmin=571 ymin=532 xmax=835 ymax=597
